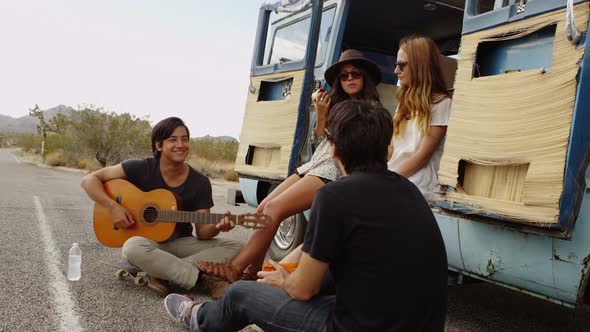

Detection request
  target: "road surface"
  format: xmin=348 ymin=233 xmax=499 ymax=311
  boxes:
xmin=1 ymin=148 xmax=590 ymax=331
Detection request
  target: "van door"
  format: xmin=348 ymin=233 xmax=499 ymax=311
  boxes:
xmin=437 ymin=0 xmax=590 ymax=234
xmin=235 ymin=1 xmax=335 ymax=181
xmin=427 ymin=0 xmax=590 ymax=307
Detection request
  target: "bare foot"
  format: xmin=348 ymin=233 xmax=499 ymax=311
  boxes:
xmin=196 ymin=261 xmax=241 ymax=283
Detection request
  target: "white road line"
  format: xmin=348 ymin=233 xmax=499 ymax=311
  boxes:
xmin=33 ymin=196 xmax=84 ymax=332
xmin=12 ymin=155 xmax=21 ymax=164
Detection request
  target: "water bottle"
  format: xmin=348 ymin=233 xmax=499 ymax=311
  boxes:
xmin=67 ymin=243 xmax=81 ymax=281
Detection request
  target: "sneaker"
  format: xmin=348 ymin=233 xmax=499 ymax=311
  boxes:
xmin=199 ymin=273 xmax=230 ymax=300
xmin=146 ymin=275 xmax=170 ymax=297
xmin=164 ymin=293 xmax=200 ymax=329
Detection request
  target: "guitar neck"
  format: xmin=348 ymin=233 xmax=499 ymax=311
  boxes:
xmin=155 ymin=210 xmax=237 ymax=225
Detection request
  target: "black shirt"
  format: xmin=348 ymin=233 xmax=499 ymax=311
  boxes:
xmin=121 ymin=158 xmax=214 ymax=238
xmin=303 ymin=170 xmax=447 ymax=332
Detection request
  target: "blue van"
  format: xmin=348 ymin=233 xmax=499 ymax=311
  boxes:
xmin=232 ymin=0 xmax=590 ymax=308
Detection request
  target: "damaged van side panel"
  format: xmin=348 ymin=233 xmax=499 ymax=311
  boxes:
xmin=439 ymin=176 xmax=590 ymax=305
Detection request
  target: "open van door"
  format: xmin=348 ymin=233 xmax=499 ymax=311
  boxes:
xmin=235 ymin=1 xmax=324 ymax=181
xmin=431 ymin=0 xmax=590 ymax=308
xmin=437 ymin=0 xmax=590 ymax=237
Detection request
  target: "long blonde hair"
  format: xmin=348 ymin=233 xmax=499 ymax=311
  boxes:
xmin=394 ymin=35 xmax=450 ymax=136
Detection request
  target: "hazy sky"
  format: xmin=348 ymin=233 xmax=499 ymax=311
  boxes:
xmin=0 ymin=1 xmax=260 ymax=138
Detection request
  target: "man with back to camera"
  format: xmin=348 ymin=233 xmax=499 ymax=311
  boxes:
xmin=164 ymin=101 xmax=448 ymax=331
xmin=81 ymin=117 xmax=243 ymax=298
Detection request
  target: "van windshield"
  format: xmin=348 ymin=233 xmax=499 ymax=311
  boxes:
xmin=265 ymin=6 xmax=336 ymax=66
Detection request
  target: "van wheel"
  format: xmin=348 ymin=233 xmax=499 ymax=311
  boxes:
xmin=268 ymin=212 xmax=307 ymax=261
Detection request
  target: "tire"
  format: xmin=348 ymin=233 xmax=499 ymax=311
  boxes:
xmin=268 ymin=212 xmax=307 ymax=261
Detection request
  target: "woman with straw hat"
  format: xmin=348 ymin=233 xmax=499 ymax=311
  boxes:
xmin=197 ymin=49 xmax=383 ymax=283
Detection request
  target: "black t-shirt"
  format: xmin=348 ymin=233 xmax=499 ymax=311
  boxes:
xmin=303 ymin=170 xmax=447 ymax=332
xmin=121 ymin=158 xmax=214 ymax=238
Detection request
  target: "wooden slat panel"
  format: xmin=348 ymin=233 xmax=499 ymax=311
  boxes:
xmin=437 ymin=4 xmax=589 ymax=223
xmin=235 ymin=70 xmax=306 ymax=179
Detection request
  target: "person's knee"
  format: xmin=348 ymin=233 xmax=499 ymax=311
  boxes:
xmin=262 ymin=200 xmax=284 ymax=229
xmin=121 ymin=236 xmax=152 ymax=261
xmin=225 ymin=281 xmax=256 ymax=304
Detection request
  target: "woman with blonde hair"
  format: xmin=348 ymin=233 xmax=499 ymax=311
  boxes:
xmin=388 ymin=35 xmax=452 ymax=201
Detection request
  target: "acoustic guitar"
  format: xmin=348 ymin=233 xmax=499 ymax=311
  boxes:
xmin=93 ymin=179 xmax=268 ymax=247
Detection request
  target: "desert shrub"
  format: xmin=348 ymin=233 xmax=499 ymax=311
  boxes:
xmin=188 ymin=156 xmax=235 ymax=179
xmin=76 ymin=159 xmax=88 ymax=169
xmin=14 ymin=133 xmax=42 ymax=153
xmin=67 ymin=106 xmax=151 ymax=166
xmin=76 ymin=158 xmax=102 ymax=171
xmin=11 ymin=105 xmax=240 ymax=180
xmin=190 ymin=138 xmax=238 ymax=162
xmin=44 ymin=134 xmax=73 ymax=155
xmin=0 ymin=133 xmax=16 ymax=148
xmin=45 ymin=150 xmax=65 ymax=166
xmin=188 ymin=138 xmax=239 ymax=179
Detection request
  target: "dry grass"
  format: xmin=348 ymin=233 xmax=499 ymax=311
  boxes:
xmin=14 ymin=133 xmax=239 ymax=181
xmin=45 ymin=150 xmax=65 ymax=166
xmin=188 ymin=155 xmax=237 ymax=181
xmin=77 ymin=158 xmax=102 ymax=171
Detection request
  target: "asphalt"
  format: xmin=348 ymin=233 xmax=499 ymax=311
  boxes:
xmin=2 ymin=148 xmax=590 ymax=331
xmin=0 ymin=149 xmax=254 ymax=332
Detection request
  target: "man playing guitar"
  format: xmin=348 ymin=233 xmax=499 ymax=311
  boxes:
xmin=81 ymin=117 xmax=242 ymax=298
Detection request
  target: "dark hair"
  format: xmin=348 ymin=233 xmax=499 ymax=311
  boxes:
xmin=151 ymin=117 xmax=190 ymax=159
xmin=329 ymin=64 xmax=381 ymax=109
xmin=326 ymin=100 xmax=393 ymax=173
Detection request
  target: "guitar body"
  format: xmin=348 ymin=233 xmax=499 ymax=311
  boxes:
xmin=93 ymin=179 xmax=178 ymax=248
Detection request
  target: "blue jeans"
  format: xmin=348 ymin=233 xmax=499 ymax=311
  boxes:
xmin=191 ymin=281 xmax=335 ymax=332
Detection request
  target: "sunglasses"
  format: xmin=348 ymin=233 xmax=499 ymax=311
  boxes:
xmin=394 ymin=60 xmax=408 ymax=71
xmin=338 ymin=71 xmax=363 ymax=81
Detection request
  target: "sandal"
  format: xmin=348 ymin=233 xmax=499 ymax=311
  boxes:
xmin=146 ymin=275 xmax=170 ymax=297
xmin=196 ymin=261 xmax=241 ymax=283
xmin=241 ymin=264 xmax=260 ymax=281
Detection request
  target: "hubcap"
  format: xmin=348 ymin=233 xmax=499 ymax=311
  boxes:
xmin=274 ymin=215 xmax=296 ymax=250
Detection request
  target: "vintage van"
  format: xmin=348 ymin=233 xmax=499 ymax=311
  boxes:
xmin=231 ymin=0 xmax=590 ymax=307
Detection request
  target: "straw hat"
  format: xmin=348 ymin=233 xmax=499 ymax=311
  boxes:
xmin=324 ymin=49 xmax=382 ymax=86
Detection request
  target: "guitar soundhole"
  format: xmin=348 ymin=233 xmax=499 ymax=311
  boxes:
xmin=143 ymin=207 xmax=158 ymax=223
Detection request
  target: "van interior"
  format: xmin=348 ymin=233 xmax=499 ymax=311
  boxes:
xmin=338 ymin=0 xmax=465 ymax=112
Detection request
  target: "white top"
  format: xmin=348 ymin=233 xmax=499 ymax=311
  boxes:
xmin=387 ymin=98 xmax=452 ymax=201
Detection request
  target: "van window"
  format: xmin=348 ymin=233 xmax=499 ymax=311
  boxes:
xmin=265 ymin=7 xmax=336 ymax=66
xmin=475 ymin=0 xmax=509 ymax=15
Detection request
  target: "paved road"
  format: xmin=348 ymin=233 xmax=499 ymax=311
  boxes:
xmin=0 ymin=149 xmax=255 ymax=332
xmin=2 ymin=148 xmax=590 ymax=331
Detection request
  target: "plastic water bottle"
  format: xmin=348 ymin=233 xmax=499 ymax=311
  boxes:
xmin=67 ymin=243 xmax=81 ymax=281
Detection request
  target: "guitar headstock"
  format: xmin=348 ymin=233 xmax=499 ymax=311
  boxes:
xmin=237 ymin=213 xmax=271 ymax=229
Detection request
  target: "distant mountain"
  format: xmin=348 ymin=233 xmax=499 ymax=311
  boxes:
xmin=0 ymin=105 xmax=74 ymax=133
xmin=194 ymin=135 xmax=238 ymax=142
xmin=0 ymin=106 xmax=238 ymax=141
